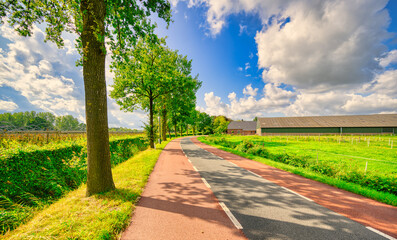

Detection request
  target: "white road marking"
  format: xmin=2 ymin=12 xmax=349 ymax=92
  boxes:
xmin=281 ymin=186 xmax=314 ymax=202
xmin=366 ymin=227 xmax=396 ymax=240
xmin=187 ymin=159 xmax=191 ymax=163
xmin=201 ymin=178 xmax=211 ymax=188
xmin=229 ymin=162 xmax=238 ymax=167
xmin=219 ymin=202 xmax=243 ymax=229
xmin=247 ymin=170 xmax=262 ymax=178
xmin=193 ymin=166 xmax=198 ymax=172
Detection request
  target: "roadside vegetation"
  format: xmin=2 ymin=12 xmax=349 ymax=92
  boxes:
xmin=200 ymin=134 xmax=397 ymax=206
xmin=0 ymin=134 xmax=147 ymax=234
xmin=3 ymin=140 xmax=170 ymax=239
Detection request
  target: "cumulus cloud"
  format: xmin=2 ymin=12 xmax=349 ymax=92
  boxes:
xmin=0 ymin=100 xmax=18 ymax=111
xmin=200 ymin=70 xmax=397 ymax=119
xmin=243 ymin=84 xmax=258 ymax=96
xmin=256 ymin=0 xmax=390 ymax=90
xmin=108 ymin=101 xmax=147 ymax=128
xmin=181 ymin=0 xmax=396 ymax=117
xmin=0 ymin=23 xmax=83 ymax=116
xmin=0 ymin=22 xmax=147 ymax=128
xmin=378 ymin=50 xmax=397 ymax=68
xmin=201 ymin=84 xmax=296 ymax=120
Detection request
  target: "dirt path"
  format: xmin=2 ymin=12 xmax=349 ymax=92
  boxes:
xmin=192 ymin=137 xmax=397 ymax=239
xmin=121 ymin=138 xmax=246 ymax=240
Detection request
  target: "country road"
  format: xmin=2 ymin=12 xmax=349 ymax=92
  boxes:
xmin=180 ymin=137 xmax=390 ymax=240
xmin=122 ymin=137 xmax=395 ymax=240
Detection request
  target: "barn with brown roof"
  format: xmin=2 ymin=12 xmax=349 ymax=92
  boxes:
xmin=257 ymin=114 xmax=397 ymax=135
xmin=227 ymin=121 xmax=257 ymax=135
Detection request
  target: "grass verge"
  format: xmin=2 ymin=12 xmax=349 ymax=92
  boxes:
xmin=3 ymin=139 xmax=171 ymax=240
xmin=198 ymin=137 xmax=397 ymax=207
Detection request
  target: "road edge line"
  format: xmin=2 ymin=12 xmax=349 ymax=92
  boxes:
xmin=219 ymin=202 xmax=243 ymax=230
xmin=201 ymin=178 xmax=211 ymax=188
xmin=366 ymin=227 xmax=396 ymax=240
xmin=229 ymin=162 xmax=238 ymax=167
xmin=281 ymin=186 xmax=314 ymax=202
xmin=247 ymin=170 xmax=261 ymax=178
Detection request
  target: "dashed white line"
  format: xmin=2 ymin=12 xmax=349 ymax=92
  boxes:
xmin=281 ymin=186 xmax=314 ymax=202
xmin=219 ymin=202 xmax=243 ymax=230
xmin=193 ymin=166 xmax=198 ymax=172
xmin=366 ymin=227 xmax=396 ymax=240
xmin=201 ymin=178 xmax=211 ymax=188
xmin=247 ymin=170 xmax=262 ymax=178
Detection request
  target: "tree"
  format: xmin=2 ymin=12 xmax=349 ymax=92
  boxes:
xmin=167 ymin=57 xmax=201 ymax=139
xmin=196 ymin=111 xmax=213 ymax=134
xmin=110 ymin=38 xmax=179 ymax=148
xmin=213 ymin=116 xmax=230 ymax=134
xmin=0 ymin=111 xmax=56 ymax=130
xmin=55 ymin=115 xmax=85 ymax=131
xmin=1 ymin=0 xmax=171 ymax=196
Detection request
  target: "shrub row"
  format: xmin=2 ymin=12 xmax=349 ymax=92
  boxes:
xmin=205 ymin=136 xmax=397 ymax=196
xmin=0 ymin=137 xmax=147 ymax=234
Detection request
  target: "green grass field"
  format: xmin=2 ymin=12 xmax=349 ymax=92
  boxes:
xmin=200 ymin=134 xmax=397 ymax=205
xmin=215 ymin=135 xmax=397 ymax=174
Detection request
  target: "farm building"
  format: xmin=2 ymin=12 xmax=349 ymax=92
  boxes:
xmin=256 ymin=114 xmax=397 ymax=135
xmin=227 ymin=121 xmax=257 ymax=135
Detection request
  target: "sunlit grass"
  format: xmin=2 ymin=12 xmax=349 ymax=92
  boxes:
xmin=199 ymin=135 xmax=397 ymax=206
xmin=3 ymin=139 xmax=170 ymax=240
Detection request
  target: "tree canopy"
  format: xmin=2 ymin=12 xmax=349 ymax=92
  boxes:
xmin=1 ymin=0 xmax=172 ymax=196
xmin=110 ymin=38 xmax=201 ymax=146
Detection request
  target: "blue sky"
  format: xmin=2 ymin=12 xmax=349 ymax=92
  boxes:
xmin=1 ymin=0 xmax=397 ymax=128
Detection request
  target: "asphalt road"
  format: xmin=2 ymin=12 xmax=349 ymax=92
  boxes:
xmin=180 ymin=137 xmax=387 ymax=240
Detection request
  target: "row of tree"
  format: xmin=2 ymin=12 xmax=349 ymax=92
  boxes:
xmin=110 ymin=38 xmax=202 ymax=148
xmin=2 ymin=0 xmax=173 ymax=195
xmin=0 ymin=111 xmax=86 ymax=131
xmin=166 ymin=112 xmax=231 ymax=136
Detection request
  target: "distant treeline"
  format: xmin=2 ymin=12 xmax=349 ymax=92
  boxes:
xmin=109 ymin=127 xmax=141 ymax=133
xmin=0 ymin=111 xmax=85 ymax=131
xmin=0 ymin=111 xmax=143 ymax=132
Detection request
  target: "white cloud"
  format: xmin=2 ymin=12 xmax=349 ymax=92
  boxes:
xmin=0 ymin=22 xmax=148 ymax=128
xmin=239 ymin=24 xmax=247 ymax=35
xmin=182 ymin=0 xmax=396 ymax=117
xmin=108 ymin=101 xmax=147 ymax=128
xmin=181 ymin=0 xmax=392 ymax=91
xmin=245 ymin=62 xmax=250 ymax=70
xmin=342 ymin=94 xmax=397 ymax=114
xmin=237 ymin=67 xmax=243 ymax=71
xmin=243 ymin=84 xmax=258 ymax=96
xmin=0 ymin=100 xmax=18 ymax=111
xmin=378 ymin=49 xmax=397 ymax=68
xmin=201 ymin=84 xmax=296 ymax=120
xmin=0 ymin=26 xmax=83 ymax=116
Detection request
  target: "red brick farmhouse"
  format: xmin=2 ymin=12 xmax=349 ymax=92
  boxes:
xmin=227 ymin=121 xmax=257 ymax=135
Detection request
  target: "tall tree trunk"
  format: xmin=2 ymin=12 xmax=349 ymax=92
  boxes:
xmin=186 ymin=124 xmax=188 ymax=136
xmin=174 ymin=123 xmax=177 ymax=137
xmin=81 ymin=0 xmax=115 ymax=196
xmin=161 ymin=108 xmax=167 ymax=141
xmin=149 ymin=97 xmax=154 ymax=148
xmin=168 ymin=126 xmax=171 ymax=139
xmin=193 ymin=125 xmax=196 ymax=135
